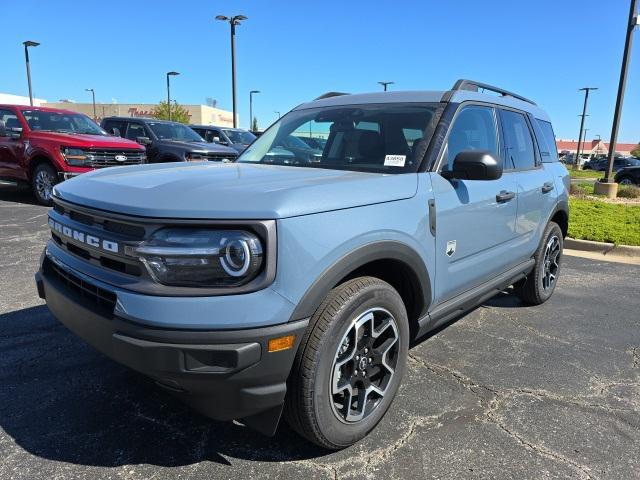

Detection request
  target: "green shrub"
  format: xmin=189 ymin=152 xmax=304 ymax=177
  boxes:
xmin=617 ymin=185 xmax=640 ymax=199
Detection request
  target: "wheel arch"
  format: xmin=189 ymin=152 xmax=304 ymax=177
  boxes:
xmin=27 ymin=155 xmax=57 ymax=180
xmin=289 ymin=241 xmax=431 ymax=338
xmin=550 ymin=203 xmax=569 ymax=238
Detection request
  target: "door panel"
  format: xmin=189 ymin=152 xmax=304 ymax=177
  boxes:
xmin=0 ymin=109 xmax=25 ymax=179
xmin=430 ymin=172 xmax=519 ymax=304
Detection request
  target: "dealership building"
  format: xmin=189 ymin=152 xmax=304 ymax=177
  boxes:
xmin=0 ymin=93 xmax=236 ymax=127
xmin=556 ymin=139 xmax=638 ymax=157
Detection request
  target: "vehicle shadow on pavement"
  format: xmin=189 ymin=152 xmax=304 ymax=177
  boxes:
xmin=0 ymin=305 xmax=329 ymax=469
xmin=0 ymin=185 xmax=40 ymax=206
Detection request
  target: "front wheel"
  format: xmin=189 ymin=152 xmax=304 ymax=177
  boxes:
xmin=618 ymin=176 xmax=635 ymax=186
xmin=31 ymin=163 xmax=58 ymax=206
xmin=515 ymin=221 xmax=563 ymax=305
xmin=284 ymin=277 xmax=409 ymax=449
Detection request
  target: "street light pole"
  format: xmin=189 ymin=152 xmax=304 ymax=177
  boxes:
xmin=166 ymin=71 xmax=179 ymax=121
xmin=85 ymin=88 xmax=96 ymax=121
xmin=249 ymin=90 xmax=260 ymax=131
xmin=274 ymin=111 xmax=281 ymax=119
xmin=378 ymin=81 xmax=394 ymax=91
xmin=574 ymin=87 xmax=597 ymax=170
xmin=23 ymin=41 xmax=40 ymax=106
xmin=604 ymin=0 xmax=638 ymax=184
xmin=216 ymin=14 xmax=248 ymax=128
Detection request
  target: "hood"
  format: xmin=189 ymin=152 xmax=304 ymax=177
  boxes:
xmin=157 ymin=139 xmax=238 ymax=154
xmin=28 ymin=131 xmax=144 ymax=150
xmin=54 ymin=162 xmax=418 ymax=219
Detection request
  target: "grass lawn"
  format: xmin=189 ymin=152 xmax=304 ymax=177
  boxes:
xmin=568 ymin=198 xmax=640 ymax=246
xmin=568 ymin=169 xmax=600 ymax=179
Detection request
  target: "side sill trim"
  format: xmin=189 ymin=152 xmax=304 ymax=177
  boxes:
xmin=417 ymin=259 xmax=535 ymax=337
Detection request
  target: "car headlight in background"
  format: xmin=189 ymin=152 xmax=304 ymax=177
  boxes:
xmin=185 ymin=152 xmax=204 ymax=161
xmin=126 ymin=228 xmax=264 ymax=287
xmin=61 ymin=147 xmax=89 ymax=166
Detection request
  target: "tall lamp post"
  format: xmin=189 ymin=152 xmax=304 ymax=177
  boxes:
xmin=249 ymin=90 xmax=260 ymax=131
xmin=274 ymin=111 xmax=281 ymax=119
xmin=216 ymin=14 xmax=248 ymax=128
xmin=166 ymin=71 xmax=179 ymax=121
xmin=574 ymin=87 xmax=597 ymax=170
xmin=602 ymin=0 xmax=638 ymax=189
xmin=85 ymin=88 xmax=96 ymax=121
xmin=23 ymin=41 xmax=40 ymax=106
xmin=378 ymin=81 xmax=394 ymax=91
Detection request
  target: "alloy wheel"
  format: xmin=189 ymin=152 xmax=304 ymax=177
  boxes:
xmin=542 ymin=235 xmax=561 ymax=291
xmin=330 ymin=308 xmax=400 ymax=423
xmin=35 ymin=170 xmax=54 ymax=201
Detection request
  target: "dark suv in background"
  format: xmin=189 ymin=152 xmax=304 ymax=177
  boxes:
xmin=190 ymin=125 xmax=256 ymax=153
xmin=102 ymin=117 xmax=238 ymax=163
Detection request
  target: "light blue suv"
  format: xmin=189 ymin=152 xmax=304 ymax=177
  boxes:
xmin=35 ymin=79 xmax=569 ymax=449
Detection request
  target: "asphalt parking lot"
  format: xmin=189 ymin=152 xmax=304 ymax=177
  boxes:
xmin=1 ymin=186 xmax=639 ymax=480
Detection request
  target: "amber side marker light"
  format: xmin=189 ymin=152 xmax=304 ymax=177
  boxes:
xmin=268 ymin=335 xmax=295 ymax=352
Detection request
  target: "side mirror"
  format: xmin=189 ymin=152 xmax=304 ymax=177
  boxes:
xmin=136 ymin=136 xmax=152 ymax=146
xmin=110 ymin=127 xmax=121 ymax=137
xmin=442 ymin=150 xmax=502 ymax=181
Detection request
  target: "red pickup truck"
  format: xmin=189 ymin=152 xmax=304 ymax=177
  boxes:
xmin=0 ymin=105 xmax=146 ymax=205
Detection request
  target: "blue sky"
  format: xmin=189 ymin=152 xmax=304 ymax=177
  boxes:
xmin=1 ymin=0 xmax=638 ymax=142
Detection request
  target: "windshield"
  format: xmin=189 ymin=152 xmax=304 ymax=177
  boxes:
xmin=223 ymin=129 xmax=256 ymax=145
xmin=22 ymin=110 xmax=106 ymax=135
xmin=237 ymin=103 xmax=438 ymax=173
xmin=148 ymin=122 xmax=204 ymax=142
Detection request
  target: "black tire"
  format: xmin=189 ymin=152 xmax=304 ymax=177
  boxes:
xmin=284 ymin=276 xmax=409 ymax=449
xmin=515 ymin=221 xmax=563 ymax=305
xmin=617 ymin=176 xmax=636 ymax=186
xmin=31 ymin=163 xmax=58 ymax=206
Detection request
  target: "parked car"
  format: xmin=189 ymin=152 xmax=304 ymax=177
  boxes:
xmin=614 ymin=166 xmax=640 ymax=186
xmin=0 ymin=105 xmax=145 ymax=205
xmin=36 ymin=79 xmax=569 ymax=449
xmin=101 ymin=117 xmax=238 ymax=163
xmin=296 ymin=136 xmax=327 ymax=150
xmin=276 ymin=134 xmax=323 ymax=162
xmin=583 ymin=157 xmax=639 ymax=172
xmin=190 ymin=125 xmax=256 ymax=153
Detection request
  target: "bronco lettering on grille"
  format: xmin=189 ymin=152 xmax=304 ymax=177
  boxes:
xmin=49 ymin=218 xmax=119 ymax=253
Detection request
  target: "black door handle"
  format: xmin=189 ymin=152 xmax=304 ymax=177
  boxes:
xmin=496 ymin=190 xmax=516 ymax=203
xmin=542 ymin=182 xmax=554 ymax=193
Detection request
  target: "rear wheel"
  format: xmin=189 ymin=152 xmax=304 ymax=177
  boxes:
xmin=31 ymin=163 xmax=58 ymax=206
xmin=284 ymin=277 xmax=409 ymax=449
xmin=515 ymin=221 xmax=563 ymax=305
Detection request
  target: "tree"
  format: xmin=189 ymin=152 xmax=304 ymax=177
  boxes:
xmin=252 ymin=116 xmax=259 ymax=132
xmin=151 ymin=101 xmax=191 ymax=124
xmin=631 ymin=143 xmax=640 ymax=159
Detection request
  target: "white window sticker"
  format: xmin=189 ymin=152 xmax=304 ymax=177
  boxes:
xmin=384 ymin=155 xmax=406 ymax=167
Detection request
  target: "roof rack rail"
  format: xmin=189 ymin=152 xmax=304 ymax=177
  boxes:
xmin=450 ymin=79 xmax=536 ymax=105
xmin=314 ymin=92 xmax=349 ymax=101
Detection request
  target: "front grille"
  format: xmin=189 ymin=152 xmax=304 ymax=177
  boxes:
xmin=50 ymin=201 xmax=146 ymax=277
xmin=202 ymin=152 xmax=237 ymax=162
xmin=44 ymin=257 xmax=117 ymax=311
xmin=84 ymin=149 xmax=146 ymax=167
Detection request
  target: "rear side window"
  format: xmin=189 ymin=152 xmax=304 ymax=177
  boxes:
xmin=0 ymin=109 xmax=21 ymax=130
xmin=534 ymin=119 xmax=559 ymax=163
xmin=126 ymin=123 xmax=146 ymax=141
xmin=103 ymin=120 xmax=127 ymax=137
xmin=500 ymin=110 xmax=536 ymax=170
xmin=445 ymin=105 xmax=499 ymax=170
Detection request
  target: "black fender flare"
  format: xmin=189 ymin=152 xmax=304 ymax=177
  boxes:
xmin=289 ymin=240 xmax=432 ymax=321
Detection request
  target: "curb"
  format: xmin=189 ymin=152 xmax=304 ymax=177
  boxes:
xmin=564 ymin=237 xmax=640 ymax=258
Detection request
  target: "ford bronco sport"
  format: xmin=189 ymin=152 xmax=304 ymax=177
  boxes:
xmin=36 ymin=80 xmax=569 ymax=449
xmin=0 ymin=105 xmax=146 ymax=205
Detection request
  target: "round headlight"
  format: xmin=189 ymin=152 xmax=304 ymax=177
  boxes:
xmin=222 ymin=238 xmax=251 ymax=276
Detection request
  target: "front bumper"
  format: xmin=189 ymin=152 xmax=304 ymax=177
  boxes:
xmin=35 ymin=253 xmax=308 ymax=434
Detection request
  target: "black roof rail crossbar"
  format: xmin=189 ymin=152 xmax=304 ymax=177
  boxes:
xmin=314 ymin=92 xmax=350 ymax=101
xmin=451 ymin=79 xmax=537 ymax=105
